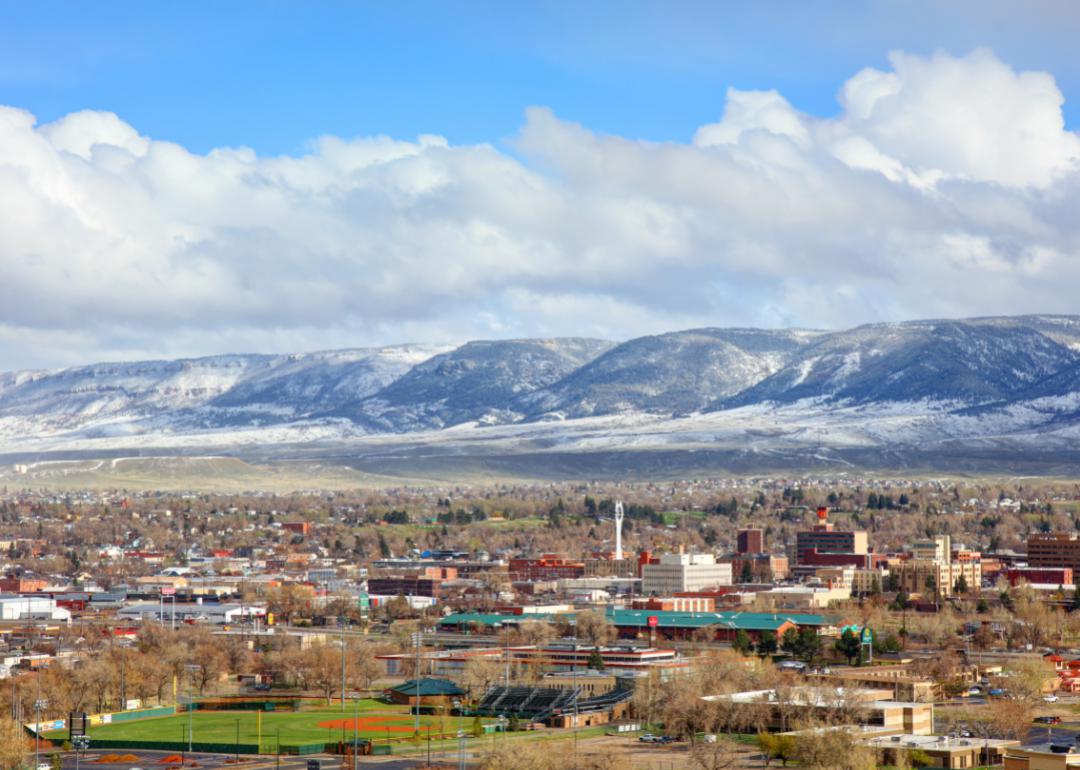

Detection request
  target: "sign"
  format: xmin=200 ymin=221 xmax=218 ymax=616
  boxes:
xmin=860 ymin=627 xmax=874 ymax=644
xmin=161 ymin=586 xmax=176 ymax=596
xmin=69 ymin=712 xmax=88 ymax=737
xmin=647 ymin=616 xmax=659 ymax=628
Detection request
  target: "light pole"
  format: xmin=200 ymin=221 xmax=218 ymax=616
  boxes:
xmin=340 ymin=616 xmax=347 ymax=712
xmin=33 ymin=695 xmax=48 ymax=770
xmin=353 ymin=697 xmax=360 ymax=770
xmin=73 ymin=735 xmax=90 ymax=770
xmin=413 ymin=627 xmax=424 ymax=735
xmin=185 ymin=663 xmax=201 ymax=753
xmin=457 ymin=729 xmax=466 ymax=770
xmin=235 ymin=717 xmax=241 ymax=762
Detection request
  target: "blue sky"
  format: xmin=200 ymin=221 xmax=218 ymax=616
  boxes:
xmin=3 ymin=1 xmax=1078 ymax=155
xmin=2 ymin=2 xmax=1080 ymax=368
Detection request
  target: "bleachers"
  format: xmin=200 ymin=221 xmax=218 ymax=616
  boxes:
xmin=475 ymin=684 xmax=628 ymax=722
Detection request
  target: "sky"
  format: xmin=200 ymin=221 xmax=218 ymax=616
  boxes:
xmin=1 ymin=1 xmax=1080 ymax=369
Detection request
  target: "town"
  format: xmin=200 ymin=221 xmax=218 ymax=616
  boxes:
xmin=1 ymin=478 xmax=1080 ymax=769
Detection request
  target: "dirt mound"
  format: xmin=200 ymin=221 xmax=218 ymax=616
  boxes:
xmin=96 ymin=755 xmax=140 ymax=763
xmin=317 ymin=716 xmax=416 ymax=733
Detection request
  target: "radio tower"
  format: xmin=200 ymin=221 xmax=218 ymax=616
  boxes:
xmin=614 ymin=501 xmax=625 ymax=561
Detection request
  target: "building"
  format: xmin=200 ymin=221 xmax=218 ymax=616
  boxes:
xmin=583 ymin=558 xmax=637 ymax=578
xmin=1028 ymin=534 xmax=1080 ymax=573
xmin=762 ymin=584 xmax=851 ymax=609
xmin=117 ymin=602 xmax=266 ymax=625
xmin=436 ymin=609 xmax=834 ymax=645
xmin=366 ymin=576 xmax=445 ymax=598
xmin=737 ymin=529 xmax=765 ymax=554
xmin=703 ymin=687 xmax=934 ymax=736
xmin=509 ymin=555 xmax=585 ymax=580
xmin=893 ymin=536 xmax=982 ymax=599
xmin=0 ymin=576 xmax=48 ymax=593
xmin=0 ymin=596 xmax=71 ymax=621
xmin=1004 ymin=743 xmax=1080 ymax=770
xmin=795 ymin=508 xmax=869 ymax=566
xmin=641 ymin=552 xmax=731 ymax=595
xmin=386 ymin=678 xmax=465 ymax=709
xmin=868 ymin=734 xmax=1017 ymax=768
xmin=631 ymin=596 xmax=716 ymax=613
xmin=1004 ymin=567 xmax=1074 ymax=586
xmin=727 ymin=553 xmax=790 ymax=582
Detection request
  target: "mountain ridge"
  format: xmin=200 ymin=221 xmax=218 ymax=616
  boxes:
xmin=6 ymin=316 xmax=1080 ymax=471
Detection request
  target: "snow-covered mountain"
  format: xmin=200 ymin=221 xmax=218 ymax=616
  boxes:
xmin=720 ymin=319 xmax=1080 ymax=408
xmin=7 ymin=316 xmax=1080 ymax=473
xmin=521 ymin=328 xmax=819 ymax=419
xmin=341 ymin=338 xmax=615 ymax=432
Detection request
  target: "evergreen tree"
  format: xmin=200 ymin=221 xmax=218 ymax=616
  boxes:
xmin=835 ymin=629 xmax=861 ymax=665
xmin=732 ymin=629 xmax=753 ymax=655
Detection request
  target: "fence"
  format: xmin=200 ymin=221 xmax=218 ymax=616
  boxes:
xmin=78 ymin=740 xmax=261 ymax=754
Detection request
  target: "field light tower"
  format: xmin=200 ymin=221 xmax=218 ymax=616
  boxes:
xmin=614 ymin=501 xmax=624 ymax=561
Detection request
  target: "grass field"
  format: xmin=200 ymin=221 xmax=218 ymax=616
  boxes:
xmin=46 ymin=700 xmax=488 ymax=749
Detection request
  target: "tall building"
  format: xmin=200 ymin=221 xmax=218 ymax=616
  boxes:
xmin=737 ymin=529 xmax=764 ymax=554
xmin=894 ymin=535 xmax=981 ymax=598
xmin=1027 ymin=533 xmax=1080 ymax=572
xmin=641 ymin=552 xmax=732 ymax=595
xmin=796 ymin=509 xmax=869 ymax=560
xmin=794 ymin=508 xmax=869 ymax=574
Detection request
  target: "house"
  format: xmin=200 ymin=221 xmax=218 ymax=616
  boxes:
xmin=385 ymin=678 xmax=465 ymax=710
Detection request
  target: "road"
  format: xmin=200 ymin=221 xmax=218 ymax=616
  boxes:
xmin=57 ymin=750 xmax=425 ymax=770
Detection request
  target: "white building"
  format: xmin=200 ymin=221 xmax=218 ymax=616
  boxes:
xmin=641 ymin=553 xmax=731 ymax=595
xmin=118 ymin=602 xmax=265 ymax=625
xmin=0 ymin=595 xmax=71 ymax=622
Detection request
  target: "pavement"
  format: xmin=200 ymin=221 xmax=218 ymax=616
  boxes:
xmin=55 ymin=750 xmax=425 ymax=770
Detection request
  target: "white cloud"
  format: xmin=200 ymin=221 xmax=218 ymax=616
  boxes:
xmin=0 ymin=49 xmax=1079 ymax=369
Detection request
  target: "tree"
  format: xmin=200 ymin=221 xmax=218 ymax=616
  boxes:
xmin=732 ymin=629 xmax=753 ymax=655
xmin=780 ymin=627 xmax=799 ymax=658
xmin=459 ymin=656 xmax=503 ymax=700
xmin=740 ymin=561 xmax=754 ymax=584
xmin=835 ymin=629 xmax=861 ymax=665
xmin=0 ymin=718 xmax=29 ymax=770
xmin=954 ymin=573 xmax=968 ymax=595
xmin=758 ymin=733 xmax=796 ymax=767
xmin=348 ymin=643 xmax=383 ymax=694
xmin=586 ymin=649 xmax=606 ymax=670
xmin=783 ymin=627 xmax=821 ymax=664
xmin=574 ymin=610 xmax=616 ymax=647
xmin=793 ymin=726 xmax=876 ymax=770
xmin=757 ymin=633 xmax=778 ymax=656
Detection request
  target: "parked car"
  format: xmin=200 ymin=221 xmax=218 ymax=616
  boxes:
xmin=988 ymin=688 xmax=1006 ymax=697
xmin=1035 ymin=716 xmax=1063 ymax=725
xmin=1044 ymin=694 xmax=1060 ymax=703
xmin=639 ymin=734 xmax=660 ymax=743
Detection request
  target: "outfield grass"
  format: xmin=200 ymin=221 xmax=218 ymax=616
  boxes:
xmin=46 ymin=700 xmax=487 ymax=749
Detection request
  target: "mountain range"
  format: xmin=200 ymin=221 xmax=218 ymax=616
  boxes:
xmin=6 ymin=315 xmax=1080 ymax=475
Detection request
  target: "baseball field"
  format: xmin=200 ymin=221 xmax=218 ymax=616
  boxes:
xmin=45 ymin=699 xmax=487 ymax=750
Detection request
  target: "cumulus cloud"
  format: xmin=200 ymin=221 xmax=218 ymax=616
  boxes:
xmin=1 ymin=48 xmax=1079 ymax=368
